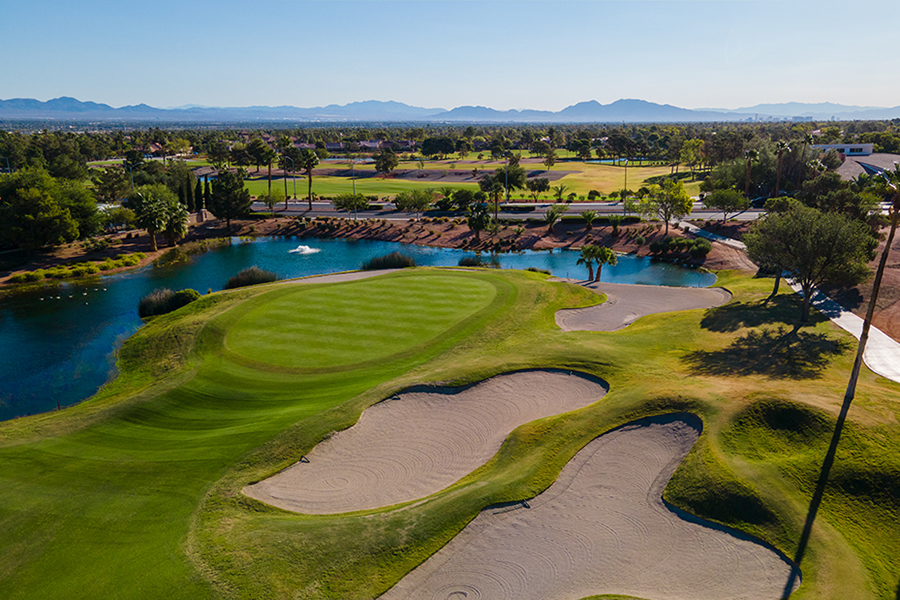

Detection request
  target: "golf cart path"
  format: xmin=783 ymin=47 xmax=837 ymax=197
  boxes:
xmin=789 ymin=281 xmax=900 ymax=384
xmin=553 ymin=279 xmax=732 ymax=332
xmin=380 ymin=414 xmax=798 ymax=600
xmin=244 ymin=370 xmax=607 ymax=514
xmin=677 ymin=223 xmax=900 ymax=385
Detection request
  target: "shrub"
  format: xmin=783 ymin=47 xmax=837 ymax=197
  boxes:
xmin=9 ymin=270 xmax=45 ymax=283
xmin=458 ymin=255 xmax=483 ymax=267
xmin=526 ymin=266 xmax=551 ymax=275
xmin=224 ymin=266 xmax=279 ymax=289
xmin=138 ymin=288 xmax=201 ymax=318
xmin=635 ymin=235 xmax=646 ymax=246
xmin=361 ymin=252 xmax=416 ymax=270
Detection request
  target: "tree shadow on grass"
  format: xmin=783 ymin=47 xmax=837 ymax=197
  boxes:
xmin=700 ymin=294 xmax=828 ymax=333
xmin=683 ymin=326 xmax=851 ymax=380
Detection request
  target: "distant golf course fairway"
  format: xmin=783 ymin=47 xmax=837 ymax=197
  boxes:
xmin=1 ymin=268 xmax=899 ymax=600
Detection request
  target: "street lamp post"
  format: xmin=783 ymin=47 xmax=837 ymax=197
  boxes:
xmin=282 ymin=154 xmax=297 ymax=200
xmin=1 ymin=157 xmax=10 ymax=174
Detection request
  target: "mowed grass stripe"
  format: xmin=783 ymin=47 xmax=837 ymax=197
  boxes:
xmin=226 ymin=274 xmax=496 ymax=369
xmin=0 ymin=269 xmax=519 ymax=600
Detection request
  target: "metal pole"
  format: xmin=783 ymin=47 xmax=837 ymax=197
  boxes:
xmin=283 ymin=154 xmax=296 ymax=199
xmin=1 ymin=157 xmax=10 ymax=174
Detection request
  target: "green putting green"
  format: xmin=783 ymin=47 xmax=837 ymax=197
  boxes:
xmin=225 ymin=274 xmax=496 ymax=370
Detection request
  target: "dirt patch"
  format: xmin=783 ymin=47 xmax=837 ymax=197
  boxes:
xmin=380 ymin=414 xmax=797 ymax=600
xmin=243 ymin=371 xmax=606 ymax=514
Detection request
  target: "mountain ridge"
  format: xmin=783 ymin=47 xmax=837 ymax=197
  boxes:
xmin=2 ymin=97 xmax=899 ymax=123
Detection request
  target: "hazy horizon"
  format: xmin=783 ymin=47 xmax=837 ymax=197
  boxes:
xmin=3 ymin=0 xmax=898 ymax=112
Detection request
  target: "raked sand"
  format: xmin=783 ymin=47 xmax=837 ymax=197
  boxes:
xmin=244 ymin=370 xmax=607 ymax=514
xmin=380 ymin=414 xmax=798 ymax=600
xmin=555 ymin=280 xmax=732 ymax=332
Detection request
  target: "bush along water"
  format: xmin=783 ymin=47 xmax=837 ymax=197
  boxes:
xmin=649 ymin=236 xmax=712 ymax=261
xmin=224 ymin=266 xmax=279 ymax=290
xmin=361 ymin=252 xmax=416 ymax=270
xmin=138 ymin=288 xmax=201 ymax=318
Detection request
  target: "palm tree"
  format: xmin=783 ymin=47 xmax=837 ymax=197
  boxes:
xmin=298 ymin=149 xmax=320 ymax=210
xmin=577 ymin=244 xmax=599 ymax=280
xmin=545 ymin=204 xmax=568 ymax=233
xmin=594 ymin=246 xmax=618 ymax=282
xmin=552 ymin=184 xmax=568 ymax=202
xmin=744 ymin=149 xmax=759 ymax=198
xmin=795 ymin=133 xmax=814 ymax=190
xmin=774 ymin=140 xmax=791 ymax=198
xmin=260 ymin=145 xmax=277 ymax=199
xmin=582 ymin=210 xmax=598 ymax=231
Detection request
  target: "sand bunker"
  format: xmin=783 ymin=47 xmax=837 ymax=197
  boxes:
xmin=380 ymin=414 xmax=798 ymax=600
xmin=556 ymin=281 xmax=732 ymax=332
xmin=244 ymin=370 xmax=606 ymax=514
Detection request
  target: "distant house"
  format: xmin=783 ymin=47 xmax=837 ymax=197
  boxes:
xmin=392 ymin=140 xmax=416 ymax=151
xmin=811 ymin=143 xmax=873 ymax=157
xmin=294 ymin=142 xmax=316 ymax=150
xmin=359 ymin=141 xmax=382 ymax=151
xmin=325 ymin=142 xmax=344 ymax=152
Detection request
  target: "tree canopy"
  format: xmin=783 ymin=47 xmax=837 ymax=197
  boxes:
xmin=744 ymin=200 xmax=876 ymax=321
xmin=210 ymin=169 xmax=252 ymax=232
xmin=639 ymin=179 xmax=692 ymax=234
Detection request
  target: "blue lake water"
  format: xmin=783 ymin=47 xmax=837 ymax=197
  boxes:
xmin=0 ymin=237 xmax=715 ymax=421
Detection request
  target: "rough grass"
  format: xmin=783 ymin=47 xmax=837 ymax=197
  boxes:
xmin=0 ymin=268 xmax=898 ymax=600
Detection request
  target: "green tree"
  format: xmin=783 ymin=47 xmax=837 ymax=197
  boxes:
xmin=774 ymin=140 xmax=791 ymax=197
xmin=526 ymin=177 xmax=550 ymax=202
xmin=744 ymin=149 xmax=759 ymax=197
xmin=332 ymin=193 xmax=369 ymax=219
xmin=163 ymin=201 xmax=189 ymax=246
xmin=247 ymin=138 xmax=270 ymax=174
xmin=744 ymin=201 xmax=875 ymax=321
xmin=207 ymin=140 xmax=230 ymax=169
xmin=704 ymin=188 xmax=749 ymax=222
xmin=680 ymin=138 xmax=704 ymax=180
xmin=639 ymin=179 xmax=692 ymax=235
xmin=195 ymin=179 xmax=203 ymax=211
xmin=211 ymin=168 xmax=252 ymax=232
xmin=577 ymin=244 xmax=599 ymax=280
xmin=298 ymin=149 xmax=320 ymax=210
xmin=543 ymin=148 xmax=557 ymax=170
xmin=91 ymin=166 xmax=131 ymax=204
xmin=374 ymin=147 xmax=399 ymax=177
xmin=125 ymin=184 xmax=178 ymax=252
xmin=545 ymin=204 xmax=568 ymax=233
xmin=552 ymin=184 xmax=568 ymax=202
xmin=594 ymin=245 xmax=617 ymax=281
xmin=394 ymin=189 xmax=433 ymax=219
xmin=0 ymin=186 xmax=78 ymax=253
xmin=466 ymin=202 xmax=491 ymax=242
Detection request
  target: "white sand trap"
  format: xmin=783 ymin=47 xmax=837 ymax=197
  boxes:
xmin=380 ymin=414 xmax=799 ymax=600
xmin=244 ymin=370 xmax=607 ymax=514
xmin=555 ymin=281 xmax=732 ymax=332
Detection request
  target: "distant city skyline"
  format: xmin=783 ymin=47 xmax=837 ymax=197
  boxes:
xmin=2 ymin=0 xmax=898 ymax=112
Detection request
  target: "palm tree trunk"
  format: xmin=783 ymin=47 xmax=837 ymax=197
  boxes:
xmin=268 ymin=162 xmax=272 ymax=197
xmin=307 ymin=169 xmax=314 ymax=211
xmin=595 ymin=264 xmax=602 ymax=282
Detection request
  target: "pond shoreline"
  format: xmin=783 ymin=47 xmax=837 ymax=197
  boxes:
xmin=0 ymin=213 xmax=754 ymax=291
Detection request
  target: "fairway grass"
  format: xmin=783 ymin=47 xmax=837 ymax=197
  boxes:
xmin=0 ymin=268 xmax=898 ymax=599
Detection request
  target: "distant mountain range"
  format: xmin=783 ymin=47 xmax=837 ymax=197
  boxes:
xmin=3 ymin=97 xmax=900 ymax=124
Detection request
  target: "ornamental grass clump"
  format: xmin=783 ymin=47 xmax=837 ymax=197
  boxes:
xmin=138 ymin=288 xmax=201 ymax=318
xmin=361 ymin=252 xmax=416 ymax=270
xmin=224 ymin=266 xmax=279 ymax=290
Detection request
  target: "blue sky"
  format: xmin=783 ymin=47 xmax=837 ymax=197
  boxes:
xmin=2 ymin=0 xmax=897 ymax=111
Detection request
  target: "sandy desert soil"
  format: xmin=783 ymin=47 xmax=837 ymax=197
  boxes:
xmin=380 ymin=414 xmax=798 ymax=600
xmin=243 ymin=370 xmax=607 ymax=514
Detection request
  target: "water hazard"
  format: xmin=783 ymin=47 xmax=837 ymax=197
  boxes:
xmin=0 ymin=237 xmax=715 ymax=420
